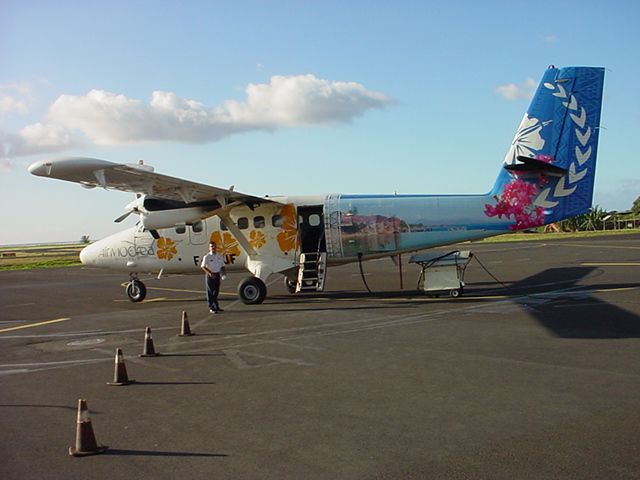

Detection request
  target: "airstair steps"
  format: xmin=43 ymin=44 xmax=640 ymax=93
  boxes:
xmin=296 ymin=252 xmax=327 ymax=293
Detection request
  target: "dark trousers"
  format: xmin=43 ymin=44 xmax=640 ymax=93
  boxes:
xmin=205 ymin=274 xmax=221 ymax=311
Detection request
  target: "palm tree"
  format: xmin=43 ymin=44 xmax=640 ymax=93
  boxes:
xmin=577 ymin=205 xmax=607 ymax=231
xmin=559 ymin=206 xmax=607 ymax=232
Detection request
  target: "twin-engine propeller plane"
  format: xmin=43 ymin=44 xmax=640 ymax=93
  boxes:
xmin=29 ymin=66 xmax=605 ymax=305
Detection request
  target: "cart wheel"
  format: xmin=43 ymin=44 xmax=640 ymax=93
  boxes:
xmin=450 ymin=289 xmax=461 ymax=298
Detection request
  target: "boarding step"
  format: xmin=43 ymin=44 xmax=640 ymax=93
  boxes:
xmin=296 ymin=252 xmax=327 ymax=293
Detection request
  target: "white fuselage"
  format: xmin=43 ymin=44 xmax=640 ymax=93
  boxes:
xmin=79 ymin=192 xmax=513 ymax=279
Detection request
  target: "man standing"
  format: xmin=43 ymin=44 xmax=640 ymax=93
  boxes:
xmin=200 ymin=242 xmax=226 ymax=313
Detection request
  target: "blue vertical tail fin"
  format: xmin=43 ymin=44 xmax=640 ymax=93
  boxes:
xmin=487 ymin=65 xmax=605 ymax=230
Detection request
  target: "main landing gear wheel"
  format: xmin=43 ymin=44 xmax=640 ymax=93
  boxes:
xmin=126 ymin=279 xmax=147 ymax=302
xmin=238 ymin=277 xmax=267 ymax=305
xmin=284 ymin=277 xmax=296 ymax=294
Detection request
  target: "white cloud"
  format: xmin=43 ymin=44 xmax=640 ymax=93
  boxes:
xmin=226 ymin=74 xmax=393 ymax=127
xmin=2 ymin=123 xmax=82 ymax=158
xmin=0 ymin=94 xmax=29 ymax=114
xmin=495 ymin=78 xmax=537 ymax=101
xmin=0 ymin=82 xmax=35 ymax=115
xmin=2 ymin=74 xmax=394 ymax=157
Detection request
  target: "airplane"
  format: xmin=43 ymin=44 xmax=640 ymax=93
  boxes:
xmin=28 ymin=65 xmax=605 ymax=305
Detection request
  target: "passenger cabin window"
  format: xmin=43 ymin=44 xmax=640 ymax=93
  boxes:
xmin=254 ymin=216 xmax=265 ymax=228
xmin=220 ymin=219 xmax=228 ymax=231
xmin=237 ymin=217 xmax=249 ymax=229
xmin=308 ymin=214 xmax=321 ymax=227
xmin=175 ymin=224 xmax=186 ymax=234
xmin=192 ymin=221 xmax=203 ymax=233
xmin=272 ymin=215 xmax=283 ymax=228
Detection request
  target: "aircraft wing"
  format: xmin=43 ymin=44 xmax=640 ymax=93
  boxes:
xmin=28 ymin=156 xmax=279 ymax=207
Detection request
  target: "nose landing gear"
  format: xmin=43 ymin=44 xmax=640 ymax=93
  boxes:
xmin=126 ymin=274 xmax=147 ymax=302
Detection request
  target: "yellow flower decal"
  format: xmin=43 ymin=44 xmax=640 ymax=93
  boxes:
xmin=209 ymin=231 xmax=241 ymax=257
xmin=156 ymin=237 xmax=177 ymax=260
xmin=276 ymin=204 xmax=297 ymax=252
xmin=249 ymin=230 xmax=266 ymax=249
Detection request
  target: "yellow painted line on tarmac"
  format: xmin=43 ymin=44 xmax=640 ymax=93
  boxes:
xmin=114 ymin=297 xmax=200 ymax=303
xmin=581 ymin=262 xmax=640 ymax=267
xmin=379 ymin=294 xmax=510 ymax=302
xmin=120 ymin=282 xmax=237 ymax=296
xmin=147 ymin=285 xmax=236 ymax=297
xmin=562 ymin=243 xmax=640 ymax=250
xmin=118 ymin=282 xmax=203 ymax=294
xmin=147 ymin=286 xmax=203 ymax=294
xmin=592 ymin=286 xmax=640 ymax=293
xmin=142 ymin=297 xmax=170 ymax=303
xmin=0 ymin=317 xmax=70 ymax=334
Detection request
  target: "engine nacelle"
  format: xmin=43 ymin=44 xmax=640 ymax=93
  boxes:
xmin=141 ymin=207 xmax=208 ymax=230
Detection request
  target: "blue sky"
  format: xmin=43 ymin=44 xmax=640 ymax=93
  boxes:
xmin=1 ymin=0 xmax=638 ymax=244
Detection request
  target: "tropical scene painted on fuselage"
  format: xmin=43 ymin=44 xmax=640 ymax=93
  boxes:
xmin=326 ymin=194 xmax=502 ymax=258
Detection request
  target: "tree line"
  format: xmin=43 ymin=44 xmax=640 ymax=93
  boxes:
xmin=556 ymin=195 xmax=640 ymax=232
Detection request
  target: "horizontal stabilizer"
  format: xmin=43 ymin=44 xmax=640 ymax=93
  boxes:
xmin=504 ymin=155 xmax=567 ymax=176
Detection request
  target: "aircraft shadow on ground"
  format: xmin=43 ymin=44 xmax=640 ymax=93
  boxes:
xmin=104 ymin=448 xmax=227 ymax=458
xmin=506 ymin=266 xmax=640 ymax=339
xmin=156 ymin=352 xmax=226 ymax=357
xmin=266 ymin=266 xmax=640 ymax=339
xmin=0 ymin=404 xmax=82 ymax=411
xmin=129 ymin=381 xmax=216 ymax=386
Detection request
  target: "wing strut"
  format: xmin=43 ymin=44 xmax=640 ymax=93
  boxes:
xmin=217 ymin=210 xmax=257 ymax=258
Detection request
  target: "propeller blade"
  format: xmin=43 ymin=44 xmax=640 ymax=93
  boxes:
xmin=114 ymin=210 xmax=134 ymax=223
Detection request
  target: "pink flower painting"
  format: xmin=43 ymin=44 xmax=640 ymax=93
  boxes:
xmin=484 ymin=179 xmax=546 ymax=231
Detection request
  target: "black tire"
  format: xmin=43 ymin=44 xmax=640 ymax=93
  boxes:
xmin=450 ymin=288 xmax=461 ymax=298
xmin=238 ymin=277 xmax=267 ymax=305
xmin=126 ymin=280 xmax=147 ymax=302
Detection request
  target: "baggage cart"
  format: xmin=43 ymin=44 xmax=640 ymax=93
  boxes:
xmin=409 ymin=250 xmax=473 ymax=298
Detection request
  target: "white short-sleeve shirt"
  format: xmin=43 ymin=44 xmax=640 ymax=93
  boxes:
xmin=201 ymin=253 xmax=225 ymax=273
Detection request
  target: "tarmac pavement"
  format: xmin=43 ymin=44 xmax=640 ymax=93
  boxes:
xmin=1 ymin=234 xmax=639 ymax=479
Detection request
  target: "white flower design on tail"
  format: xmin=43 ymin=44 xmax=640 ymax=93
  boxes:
xmin=503 ymin=114 xmax=551 ymax=165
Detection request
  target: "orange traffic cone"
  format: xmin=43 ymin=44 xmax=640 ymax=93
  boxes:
xmin=107 ymin=348 xmax=134 ymax=386
xmin=69 ymin=399 xmax=107 ymax=456
xmin=177 ymin=311 xmax=194 ymax=337
xmin=140 ymin=326 xmax=160 ymax=357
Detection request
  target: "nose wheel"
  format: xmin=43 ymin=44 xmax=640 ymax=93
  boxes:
xmin=126 ymin=279 xmax=147 ymax=302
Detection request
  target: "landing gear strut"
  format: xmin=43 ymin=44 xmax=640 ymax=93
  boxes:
xmin=238 ymin=276 xmax=267 ymax=305
xmin=284 ymin=277 xmax=296 ymax=294
xmin=126 ymin=274 xmax=147 ymax=302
